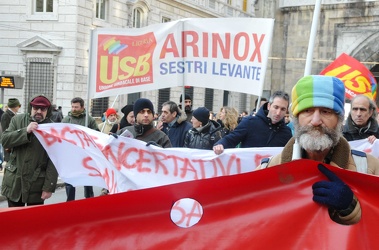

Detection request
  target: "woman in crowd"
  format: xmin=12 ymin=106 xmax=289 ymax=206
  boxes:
xmin=184 ymin=107 xmax=222 ymax=149
xmin=217 ymin=106 xmax=239 ymax=137
xmin=110 ymin=104 xmax=134 ymax=133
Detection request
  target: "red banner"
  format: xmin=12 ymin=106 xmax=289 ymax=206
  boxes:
xmin=320 ymin=53 xmax=377 ymax=100
xmin=1 ymin=159 xmax=379 ymax=249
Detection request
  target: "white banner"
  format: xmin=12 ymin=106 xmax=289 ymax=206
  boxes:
xmin=34 ymin=124 xmax=378 ymax=194
xmin=89 ymin=18 xmax=274 ymax=98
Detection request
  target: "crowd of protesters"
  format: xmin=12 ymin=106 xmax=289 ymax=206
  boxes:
xmin=1 ymin=75 xmax=379 ymax=217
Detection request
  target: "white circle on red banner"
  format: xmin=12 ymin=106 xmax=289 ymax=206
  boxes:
xmin=170 ymin=198 xmax=203 ymax=228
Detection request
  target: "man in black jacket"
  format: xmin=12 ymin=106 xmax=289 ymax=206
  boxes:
xmin=117 ymin=98 xmax=171 ymax=148
xmin=213 ymin=91 xmax=292 ymax=155
xmin=343 ymin=94 xmax=379 ymax=144
xmin=179 ymin=94 xmax=193 ymax=122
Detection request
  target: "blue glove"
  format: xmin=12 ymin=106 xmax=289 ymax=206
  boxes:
xmin=111 ymin=133 xmax=118 ymax=139
xmin=312 ymin=164 xmax=353 ymax=211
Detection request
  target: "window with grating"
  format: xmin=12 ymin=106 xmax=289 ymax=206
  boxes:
xmin=92 ymin=97 xmax=109 ymax=117
xmin=204 ymin=88 xmax=214 ymax=110
xmin=128 ymin=93 xmax=140 ymax=105
xmin=25 ymin=57 xmax=54 ymax=106
xmin=223 ymin=90 xmax=229 ymax=106
xmin=158 ymin=88 xmax=170 ymax=114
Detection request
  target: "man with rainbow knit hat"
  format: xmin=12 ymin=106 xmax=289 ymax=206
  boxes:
xmin=257 ymin=75 xmax=379 ymax=225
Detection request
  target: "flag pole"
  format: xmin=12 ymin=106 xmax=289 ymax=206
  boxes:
xmin=296 ymin=0 xmax=322 ymax=159
xmin=85 ymin=29 xmax=95 ymax=127
xmin=304 ymin=0 xmax=322 ymax=76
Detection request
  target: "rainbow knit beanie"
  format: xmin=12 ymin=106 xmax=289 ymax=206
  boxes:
xmin=291 ymin=75 xmax=345 ymax=117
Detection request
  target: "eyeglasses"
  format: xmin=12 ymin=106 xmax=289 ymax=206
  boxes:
xmin=32 ymin=106 xmax=48 ymax=112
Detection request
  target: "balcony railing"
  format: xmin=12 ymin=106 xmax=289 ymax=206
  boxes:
xmin=174 ymin=0 xmax=255 ymax=17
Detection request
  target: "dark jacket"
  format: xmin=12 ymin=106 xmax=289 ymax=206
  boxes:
xmin=118 ymin=123 xmax=172 ymax=148
xmin=1 ymin=109 xmax=17 ymax=161
xmin=184 ymin=120 xmax=222 ymax=149
xmin=1 ymin=95 xmax=58 ymax=203
xmin=61 ymin=110 xmax=99 ymax=131
xmin=185 ymin=110 xmax=193 ymax=123
xmin=162 ymin=112 xmax=192 ymax=147
xmin=343 ymin=114 xmax=379 ymax=141
xmin=51 ymin=109 xmax=63 ymax=122
xmin=215 ymin=102 xmax=292 ymax=148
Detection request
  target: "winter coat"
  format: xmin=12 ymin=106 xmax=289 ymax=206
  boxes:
xmin=1 ymin=109 xmax=17 ymax=161
xmin=184 ymin=120 xmax=222 ymax=149
xmin=51 ymin=109 xmax=63 ymax=122
xmin=215 ymin=102 xmax=292 ymax=148
xmin=98 ymin=121 xmax=116 ymax=134
xmin=118 ymin=124 xmax=172 ymax=148
xmin=185 ymin=110 xmax=193 ymax=123
xmin=343 ymin=114 xmax=379 ymax=141
xmin=257 ymin=137 xmax=379 ymax=225
xmin=1 ymin=95 xmax=58 ymax=204
xmin=61 ymin=110 xmax=99 ymax=131
xmin=162 ymin=112 xmax=192 ymax=147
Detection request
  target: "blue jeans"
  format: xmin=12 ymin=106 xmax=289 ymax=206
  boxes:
xmin=65 ymin=183 xmax=94 ymax=201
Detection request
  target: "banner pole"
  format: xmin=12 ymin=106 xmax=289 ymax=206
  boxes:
xmin=304 ymin=0 xmax=322 ymax=76
xmin=85 ymin=29 xmax=95 ymax=127
xmin=181 ymin=20 xmax=185 ymax=112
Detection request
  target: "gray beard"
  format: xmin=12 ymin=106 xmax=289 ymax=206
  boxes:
xmin=298 ymin=130 xmax=335 ymax=151
xmin=294 ymin=119 xmax=342 ymax=152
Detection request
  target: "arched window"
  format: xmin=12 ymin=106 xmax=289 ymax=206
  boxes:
xmin=133 ymin=8 xmax=143 ymax=28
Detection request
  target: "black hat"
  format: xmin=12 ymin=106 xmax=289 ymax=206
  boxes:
xmin=121 ymin=104 xmax=134 ymax=116
xmin=193 ymin=107 xmax=209 ymax=125
xmin=8 ymin=98 xmax=21 ymax=108
xmin=179 ymin=94 xmax=192 ymax=103
xmin=133 ymin=98 xmax=154 ymax=117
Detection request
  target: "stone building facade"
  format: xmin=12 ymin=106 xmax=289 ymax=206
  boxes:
xmin=0 ymin=0 xmax=255 ymax=116
xmin=1 ymin=0 xmax=378 ymax=117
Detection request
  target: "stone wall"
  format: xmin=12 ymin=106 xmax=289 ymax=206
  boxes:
xmin=257 ymin=0 xmax=379 ymax=103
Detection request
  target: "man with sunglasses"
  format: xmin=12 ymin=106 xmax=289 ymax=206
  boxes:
xmin=1 ymin=95 xmax=58 ymax=207
xmin=343 ymin=94 xmax=379 ymax=144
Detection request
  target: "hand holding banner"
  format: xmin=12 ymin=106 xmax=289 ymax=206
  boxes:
xmin=33 ymin=123 xmax=379 ymax=193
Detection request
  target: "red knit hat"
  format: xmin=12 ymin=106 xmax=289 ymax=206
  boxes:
xmin=105 ymin=108 xmax=117 ymax=118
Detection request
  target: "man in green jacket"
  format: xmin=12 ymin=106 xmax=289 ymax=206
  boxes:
xmin=0 ymin=98 xmax=22 ymax=170
xmin=61 ymin=97 xmax=99 ymax=201
xmin=1 ymin=95 xmax=58 ymax=207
